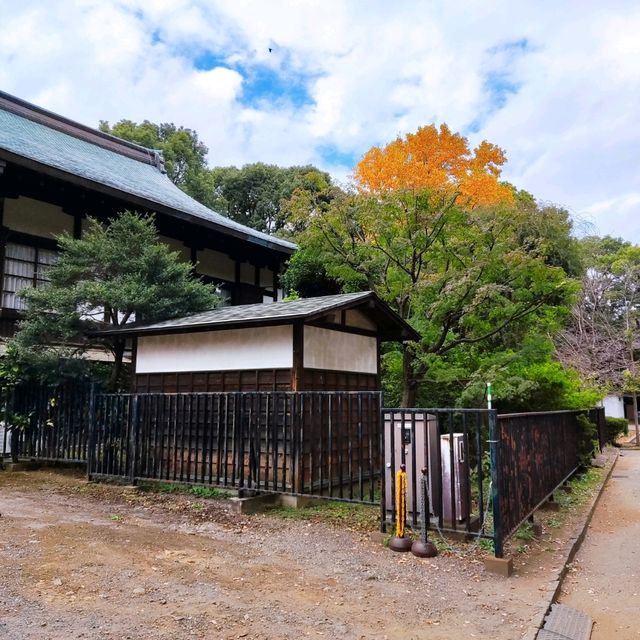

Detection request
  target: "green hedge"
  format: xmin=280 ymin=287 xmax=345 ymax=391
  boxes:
xmin=604 ymin=416 xmax=629 ymax=444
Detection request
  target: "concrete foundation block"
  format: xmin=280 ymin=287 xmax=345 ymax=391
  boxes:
xmin=277 ymin=494 xmax=316 ymax=508
xmin=228 ymin=493 xmax=278 ymax=515
xmin=484 ymin=555 xmax=514 ymax=577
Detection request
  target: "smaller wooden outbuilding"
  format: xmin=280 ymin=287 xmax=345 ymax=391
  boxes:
xmin=100 ymin=291 xmax=418 ymax=393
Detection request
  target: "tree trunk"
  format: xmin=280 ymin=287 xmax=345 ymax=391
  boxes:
xmin=400 ymin=343 xmax=418 ymax=408
xmin=108 ymin=339 xmax=125 ymax=392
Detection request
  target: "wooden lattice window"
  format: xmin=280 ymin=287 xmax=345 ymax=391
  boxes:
xmin=2 ymin=243 xmax=57 ymax=310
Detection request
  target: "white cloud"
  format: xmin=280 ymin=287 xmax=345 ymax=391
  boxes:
xmin=1 ymin=0 xmax=639 ymax=241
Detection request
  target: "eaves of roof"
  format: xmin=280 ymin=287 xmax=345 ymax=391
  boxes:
xmin=93 ymin=291 xmax=420 ymax=342
xmin=0 ymin=91 xmax=296 ymax=255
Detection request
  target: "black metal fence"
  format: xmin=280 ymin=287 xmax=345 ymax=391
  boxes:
xmin=2 ymin=382 xmax=606 ymax=557
xmin=591 ymin=406 xmax=606 ymax=451
xmin=382 ymin=407 xmax=605 ymax=557
xmin=1 ymin=382 xmax=95 ymax=463
xmin=495 ymin=409 xmax=603 ymax=546
xmin=89 ymin=391 xmax=382 ymax=504
xmin=381 ymin=408 xmax=497 ymax=546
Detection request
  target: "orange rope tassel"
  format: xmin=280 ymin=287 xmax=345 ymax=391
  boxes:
xmin=395 ymin=467 xmax=407 ymax=538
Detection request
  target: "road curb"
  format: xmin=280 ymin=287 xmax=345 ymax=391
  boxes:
xmin=521 ymin=447 xmax=619 ymax=640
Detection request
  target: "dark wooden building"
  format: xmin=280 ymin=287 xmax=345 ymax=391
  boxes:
xmin=0 ymin=91 xmax=295 ymax=338
xmin=98 ymin=291 xmax=418 ymax=393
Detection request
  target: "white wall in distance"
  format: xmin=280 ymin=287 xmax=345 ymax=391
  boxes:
xmin=136 ymin=325 xmax=293 ymax=373
xmin=602 ymin=395 xmax=626 ymax=419
xmin=304 ymin=326 xmax=377 ymax=374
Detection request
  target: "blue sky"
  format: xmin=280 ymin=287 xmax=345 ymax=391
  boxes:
xmin=1 ymin=0 xmax=640 ymax=240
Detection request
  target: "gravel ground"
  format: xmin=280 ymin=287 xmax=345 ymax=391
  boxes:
xmin=0 ymin=468 xmax=595 ymax=639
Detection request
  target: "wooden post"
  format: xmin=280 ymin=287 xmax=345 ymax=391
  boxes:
xmin=86 ymin=384 xmax=96 ymax=480
xmin=129 ymin=395 xmax=139 ymax=485
xmin=291 ymin=322 xmax=304 ymax=392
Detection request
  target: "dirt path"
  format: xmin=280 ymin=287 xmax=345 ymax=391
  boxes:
xmin=559 ymin=449 xmax=640 ymax=639
xmin=0 ymin=470 xmax=594 ymax=640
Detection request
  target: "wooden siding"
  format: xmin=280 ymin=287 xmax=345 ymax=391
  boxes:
xmin=135 ymin=367 xmax=379 ymax=393
xmin=135 ymin=369 xmax=293 ymax=393
xmin=302 ymin=368 xmax=378 ymax=391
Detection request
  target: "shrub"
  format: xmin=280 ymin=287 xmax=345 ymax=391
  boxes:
xmin=576 ymin=414 xmax=599 ymax=468
xmin=604 ymin=416 xmax=629 ymax=445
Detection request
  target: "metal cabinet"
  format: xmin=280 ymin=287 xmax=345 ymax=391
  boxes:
xmin=384 ymin=411 xmax=469 ymax=526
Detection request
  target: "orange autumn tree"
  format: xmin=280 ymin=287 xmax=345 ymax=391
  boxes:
xmin=354 ymin=124 xmax=513 ymax=207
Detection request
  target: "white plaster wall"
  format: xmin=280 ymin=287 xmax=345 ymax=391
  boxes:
xmin=4 ymin=196 xmax=73 ymax=238
xmin=304 ymin=326 xmax=377 ymax=374
xmin=345 ymin=309 xmax=377 ymax=331
xmin=602 ymin=395 xmax=626 ymax=419
xmin=197 ymin=249 xmax=236 ymax=281
xmin=159 ymin=235 xmax=191 ymax=262
xmin=136 ymin=325 xmax=293 ymax=373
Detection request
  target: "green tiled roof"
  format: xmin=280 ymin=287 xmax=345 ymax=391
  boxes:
xmin=95 ymin=291 xmax=420 ymax=341
xmin=0 ymin=92 xmax=296 ymax=254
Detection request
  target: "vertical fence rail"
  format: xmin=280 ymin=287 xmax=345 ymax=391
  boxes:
xmin=495 ymin=410 xmax=586 ymax=542
xmin=2 ymin=382 xmax=96 ymax=464
xmin=488 ymin=410 xmax=503 ymax=557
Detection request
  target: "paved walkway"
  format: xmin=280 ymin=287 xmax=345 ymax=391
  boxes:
xmin=559 ymin=449 xmax=640 ymax=639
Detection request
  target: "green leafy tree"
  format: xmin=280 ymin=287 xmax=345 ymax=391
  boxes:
xmin=204 ymin=163 xmax=334 ymax=234
xmin=286 ymin=187 xmax=576 ymax=406
xmin=99 ymin=120 xmax=208 ymax=194
xmin=7 ymin=212 xmax=219 ymax=389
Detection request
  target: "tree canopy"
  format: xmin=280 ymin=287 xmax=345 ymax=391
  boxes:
xmin=202 ymin=163 xmax=333 ymax=234
xmin=7 ymin=212 xmax=219 ymax=389
xmin=556 ymin=236 xmax=640 ymax=390
xmin=99 ymin=119 xmax=208 ymax=194
xmin=101 ymin=118 xmax=333 ymax=235
xmin=285 ymin=124 xmax=585 ymax=409
xmin=354 ymin=124 xmax=514 ymax=207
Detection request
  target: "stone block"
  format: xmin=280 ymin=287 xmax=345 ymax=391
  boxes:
xmin=484 ymin=555 xmax=514 ymax=577
xmin=228 ymin=493 xmax=278 ymax=515
xmin=277 ymin=494 xmax=316 ymax=509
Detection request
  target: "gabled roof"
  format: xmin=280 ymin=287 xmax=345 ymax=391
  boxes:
xmin=0 ymin=91 xmax=295 ymax=255
xmin=96 ymin=291 xmax=419 ymax=341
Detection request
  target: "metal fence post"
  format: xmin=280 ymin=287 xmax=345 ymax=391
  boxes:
xmin=488 ymin=409 xmax=503 ymax=558
xmin=86 ymin=384 xmax=96 ymax=480
xmin=129 ymin=395 xmax=139 ymax=485
xmin=379 ymin=396 xmax=387 ymax=533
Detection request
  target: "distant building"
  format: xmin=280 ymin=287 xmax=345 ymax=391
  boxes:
xmin=0 ymin=91 xmax=295 ymax=339
xmin=601 ymin=393 xmax=636 ymax=421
